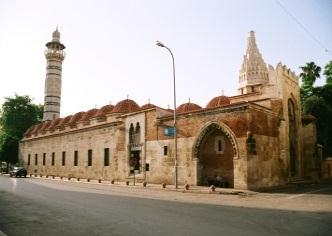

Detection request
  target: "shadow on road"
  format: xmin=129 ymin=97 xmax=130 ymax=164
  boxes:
xmin=259 ymin=180 xmax=332 ymax=195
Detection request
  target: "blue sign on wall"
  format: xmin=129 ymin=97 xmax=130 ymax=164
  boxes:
xmin=164 ymin=127 xmax=175 ymax=137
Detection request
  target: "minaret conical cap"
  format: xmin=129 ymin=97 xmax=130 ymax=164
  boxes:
xmin=52 ymin=27 xmax=60 ymax=42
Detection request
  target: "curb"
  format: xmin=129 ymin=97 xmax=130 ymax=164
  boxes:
xmin=26 ymin=175 xmax=256 ymax=196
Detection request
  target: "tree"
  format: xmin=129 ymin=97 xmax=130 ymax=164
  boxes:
xmin=321 ymin=61 xmax=332 ymax=108
xmin=300 ymin=62 xmax=332 ymax=157
xmin=299 ymin=62 xmax=321 ymax=103
xmin=0 ymin=94 xmax=43 ymax=164
xmin=324 ymin=61 xmax=332 ymax=86
xmin=303 ymin=96 xmax=331 ymax=152
xmin=0 ymin=133 xmax=19 ymax=164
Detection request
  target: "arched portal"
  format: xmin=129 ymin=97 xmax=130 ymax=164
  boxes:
xmin=193 ymin=122 xmax=238 ymax=188
xmin=288 ymin=99 xmax=298 ymax=177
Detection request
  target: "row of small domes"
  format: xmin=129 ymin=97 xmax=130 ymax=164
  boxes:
xmin=111 ymin=95 xmax=230 ymax=113
xmin=68 ymin=94 xmax=230 ymax=117
xmin=24 ymin=95 xmax=230 ymax=137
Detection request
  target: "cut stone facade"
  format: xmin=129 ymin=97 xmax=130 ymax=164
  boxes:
xmin=19 ymin=30 xmax=319 ymax=190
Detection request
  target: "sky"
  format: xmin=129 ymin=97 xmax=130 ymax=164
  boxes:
xmin=0 ymin=0 xmax=331 ymax=117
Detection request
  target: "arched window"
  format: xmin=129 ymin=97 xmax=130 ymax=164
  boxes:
xmin=288 ymin=99 xmax=297 ymax=177
xmin=214 ymin=136 xmax=224 ymax=154
xmin=135 ymin=122 xmax=141 ymax=144
xmin=129 ymin=123 xmax=134 ymax=144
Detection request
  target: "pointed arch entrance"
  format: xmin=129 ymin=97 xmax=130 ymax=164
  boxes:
xmin=288 ymin=99 xmax=298 ymax=177
xmin=193 ymin=122 xmax=239 ymax=188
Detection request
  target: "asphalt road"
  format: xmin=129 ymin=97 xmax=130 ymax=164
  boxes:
xmin=0 ymin=176 xmax=331 ymax=236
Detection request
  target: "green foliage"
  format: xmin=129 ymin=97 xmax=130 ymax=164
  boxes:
xmin=300 ymin=62 xmax=332 ymax=156
xmin=0 ymin=94 xmax=43 ymax=164
xmin=324 ymin=61 xmax=332 ymax=86
xmin=303 ymin=96 xmax=331 ymax=150
xmin=0 ymin=133 xmax=18 ymax=164
xmin=299 ymin=62 xmax=321 ymax=103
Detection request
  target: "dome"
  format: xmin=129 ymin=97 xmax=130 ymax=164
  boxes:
xmin=302 ymin=114 xmax=316 ymax=125
xmin=68 ymin=112 xmax=85 ymax=125
xmin=58 ymin=115 xmax=73 ymax=127
xmin=141 ymin=103 xmax=156 ymax=110
xmin=39 ymin=121 xmax=52 ymax=132
xmin=80 ymin=109 xmax=98 ymax=121
xmin=176 ymin=102 xmax=202 ymax=113
xmin=31 ymin=123 xmax=43 ymax=135
xmin=24 ymin=125 xmax=37 ymax=137
xmin=206 ymin=96 xmax=230 ymax=108
xmin=94 ymin=105 xmax=114 ymax=117
xmin=48 ymin=118 xmax=63 ymax=130
xmin=113 ymin=99 xmax=140 ymax=113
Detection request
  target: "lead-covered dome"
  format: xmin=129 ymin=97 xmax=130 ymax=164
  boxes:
xmin=113 ymin=99 xmax=140 ymax=113
xmin=206 ymin=96 xmax=230 ymax=108
xmin=176 ymin=102 xmax=202 ymax=113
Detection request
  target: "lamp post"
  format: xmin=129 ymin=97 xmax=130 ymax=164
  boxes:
xmin=156 ymin=40 xmax=178 ymax=189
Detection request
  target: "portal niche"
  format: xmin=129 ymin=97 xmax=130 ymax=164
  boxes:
xmin=196 ymin=124 xmax=235 ymax=188
xmin=129 ymin=122 xmax=142 ymax=174
xmin=288 ymin=99 xmax=298 ymax=177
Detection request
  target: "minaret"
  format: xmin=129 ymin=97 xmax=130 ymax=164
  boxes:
xmin=43 ymin=28 xmax=66 ymax=121
xmin=238 ymin=31 xmax=269 ymax=95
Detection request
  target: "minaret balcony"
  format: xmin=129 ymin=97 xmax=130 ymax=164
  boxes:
xmin=45 ymin=50 xmax=66 ymax=60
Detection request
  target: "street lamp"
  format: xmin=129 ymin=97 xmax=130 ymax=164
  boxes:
xmin=156 ymin=40 xmax=178 ymax=189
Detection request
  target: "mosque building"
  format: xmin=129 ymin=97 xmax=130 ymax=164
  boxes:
xmin=19 ymin=29 xmax=320 ymax=190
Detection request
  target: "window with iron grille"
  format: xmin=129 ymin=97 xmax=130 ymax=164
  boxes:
xmin=87 ymin=149 xmax=92 ymax=166
xmin=62 ymin=151 xmax=66 ymax=166
xmin=74 ymin=150 xmax=78 ymax=166
xmin=51 ymin=152 xmax=55 ymax=166
xmin=104 ymin=148 xmax=109 ymax=166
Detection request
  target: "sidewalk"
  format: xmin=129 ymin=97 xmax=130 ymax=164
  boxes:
xmin=26 ymin=174 xmax=255 ymax=196
xmin=25 ymin=174 xmax=332 ymax=213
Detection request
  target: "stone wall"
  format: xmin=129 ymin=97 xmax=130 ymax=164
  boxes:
xmin=302 ymin=122 xmax=319 ymax=180
xmin=20 ymin=123 xmax=122 ymax=180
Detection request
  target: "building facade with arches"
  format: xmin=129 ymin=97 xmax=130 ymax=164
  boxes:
xmin=19 ymin=30 xmax=319 ymax=190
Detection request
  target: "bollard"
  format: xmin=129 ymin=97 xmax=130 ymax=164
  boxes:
xmin=184 ymin=184 xmax=190 ymax=190
xmin=98 ymin=179 xmax=102 ymax=183
xmin=209 ymin=185 xmax=216 ymax=192
xmin=143 ymin=181 xmax=147 ymax=187
xmin=126 ymin=181 xmax=130 ymax=186
xmin=162 ymin=183 xmax=167 ymax=189
xmin=111 ymin=179 xmax=115 ymax=184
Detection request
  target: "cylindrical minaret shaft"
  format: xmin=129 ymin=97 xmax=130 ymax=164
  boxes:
xmin=43 ymin=28 xmax=66 ymax=121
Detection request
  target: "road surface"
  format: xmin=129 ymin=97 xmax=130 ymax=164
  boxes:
xmin=0 ymin=175 xmax=331 ymax=236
